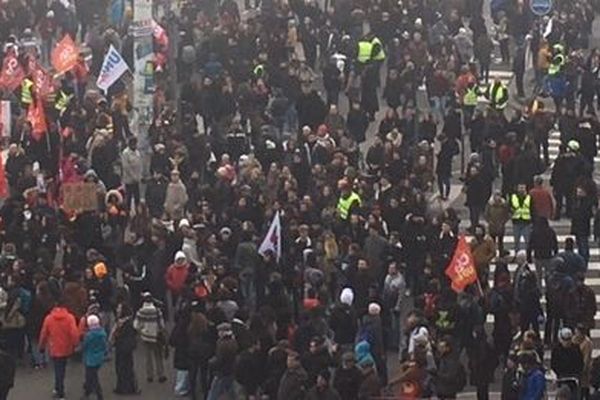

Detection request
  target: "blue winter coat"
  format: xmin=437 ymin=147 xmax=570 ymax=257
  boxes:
xmin=519 ymin=368 xmax=545 ymax=400
xmin=83 ymin=327 xmax=108 ymax=368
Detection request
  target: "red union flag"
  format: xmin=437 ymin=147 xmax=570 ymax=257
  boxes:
xmin=30 ymin=60 xmax=54 ymax=98
xmin=0 ymin=54 xmax=25 ymax=91
xmin=51 ymin=35 xmax=79 ymax=74
xmin=27 ymin=100 xmax=47 ymax=141
xmin=258 ymin=211 xmax=282 ymax=261
xmin=445 ymin=235 xmax=478 ymax=292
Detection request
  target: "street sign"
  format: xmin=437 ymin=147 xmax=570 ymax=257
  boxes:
xmin=530 ymin=0 xmax=552 ymax=16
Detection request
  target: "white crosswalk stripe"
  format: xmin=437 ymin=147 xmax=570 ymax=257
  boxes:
xmin=489 ymin=262 xmax=600 ymax=272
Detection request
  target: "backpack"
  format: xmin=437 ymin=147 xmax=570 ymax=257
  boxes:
xmin=488 ymin=289 xmax=507 ymax=314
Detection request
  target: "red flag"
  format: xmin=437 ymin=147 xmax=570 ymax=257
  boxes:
xmin=31 ymin=60 xmax=55 ymax=98
xmin=445 ymin=235 xmax=478 ymax=292
xmin=0 ymin=54 xmax=25 ymax=91
xmin=0 ymin=152 xmax=8 ymax=199
xmin=27 ymin=100 xmax=47 ymax=141
xmin=51 ymin=35 xmax=79 ymax=74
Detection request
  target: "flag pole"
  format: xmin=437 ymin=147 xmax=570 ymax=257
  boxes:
xmin=476 ymin=278 xmax=484 ymax=297
xmin=45 ymin=122 xmax=51 ymax=153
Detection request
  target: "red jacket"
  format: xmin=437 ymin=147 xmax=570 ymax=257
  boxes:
xmin=39 ymin=307 xmax=80 ymax=358
xmin=165 ymin=263 xmax=189 ymax=294
xmin=529 ymin=187 xmax=555 ymax=220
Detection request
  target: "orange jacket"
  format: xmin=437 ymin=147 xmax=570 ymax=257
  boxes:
xmin=39 ymin=307 xmax=80 ymax=358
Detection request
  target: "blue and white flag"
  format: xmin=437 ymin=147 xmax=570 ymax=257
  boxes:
xmin=96 ymin=45 xmax=129 ymax=92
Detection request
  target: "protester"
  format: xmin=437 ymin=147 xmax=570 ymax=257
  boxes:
xmin=39 ymin=301 xmax=80 ymax=400
xmin=82 ymin=314 xmax=108 ymax=400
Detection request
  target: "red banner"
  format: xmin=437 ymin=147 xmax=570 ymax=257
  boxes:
xmin=445 ymin=235 xmax=478 ymax=292
xmin=0 ymin=54 xmax=25 ymax=91
xmin=29 ymin=58 xmax=54 ymax=98
xmin=51 ymin=35 xmax=79 ymax=74
xmin=27 ymin=100 xmax=47 ymax=141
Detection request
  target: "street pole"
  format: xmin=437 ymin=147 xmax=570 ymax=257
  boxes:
xmin=166 ymin=11 xmax=181 ymax=135
xmin=131 ymin=0 xmax=154 ymax=177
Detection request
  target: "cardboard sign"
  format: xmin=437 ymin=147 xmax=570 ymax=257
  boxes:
xmin=62 ymin=182 xmax=98 ymax=211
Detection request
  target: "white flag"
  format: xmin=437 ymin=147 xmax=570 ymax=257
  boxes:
xmin=96 ymin=45 xmax=129 ymax=91
xmin=543 ymin=18 xmax=553 ymax=39
xmin=258 ymin=211 xmax=282 ymax=261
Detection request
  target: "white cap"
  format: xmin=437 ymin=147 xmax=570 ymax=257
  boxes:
xmin=413 ymin=326 xmax=429 ymax=345
xmin=178 ymin=218 xmax=190 ymax=229
xmin=368 ymin=302 xmax=381 ymax=315
xmin=174 ymin=251 xmax=187 ymax=262
xmin=559 ymin=327 xmax=573 ymax=341
xmin=87 ymin=314 xmax=100 ymax=328
xmin=340 ymin=288 xmax=354 ymax=306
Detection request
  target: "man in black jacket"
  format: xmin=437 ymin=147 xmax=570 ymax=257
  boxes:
xmin=551 ymin=327 xmax=584 ymax=381
xmin=0 ymin=337 xmax=16 ymax=400
xmin=435 ymin=336 xmax=466 ymax=399
xmin=527 ymin=217 xmax=558 ymax=289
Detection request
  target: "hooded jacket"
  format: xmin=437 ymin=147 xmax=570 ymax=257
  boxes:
xmin=165 ymin=255 xmax=190 ymax=294
xmin=39 ymin=307 xmax=80 ymax=358
xmin=83 ymin=326 xmax=108 ymax=367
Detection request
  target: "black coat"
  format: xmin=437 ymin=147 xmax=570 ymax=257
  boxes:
xmin=571 ymin=195 xmax=595 ymax=237
xmin=296 ymin=91 xmax=327 ymax=130
xmin=347 ymin=108 xmax=369 ymax=144
xmin=436 ymin=139 xmax=459 ymax=178
xmin=329 ymin=303 xmax=358 ymax=345
xmin=465 ymin=172 xmax=491 ymax=208
xmin=333 ymin=366 xmax=362 ymax=400
xmin=0 ymin=348 xmax=15 ymax=390
xmin=551 ymin=344 xmax=584 ymax=378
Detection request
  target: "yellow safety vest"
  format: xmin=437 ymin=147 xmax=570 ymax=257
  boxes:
xmin=371 ymin=37 xmax=385 ymax=61
xmin=357 ymin=41 xmax=373 ymax=63
xmin=337 ymin=192 xmax=362 ymax=220
xmin=489 ymin=83 xmax=508 ymax=109
xmin=463 ymin=86 xmax=479 ymax=106
xmin=21 ymin=79 xmax=33 ymax=106
xmin=548 ymin=54 xmax=565 ymax=76
xmin=55 ymin=91 xmax=73 ymax=115
xmin=253 ymin=64 xmax=265 ymax=77
xmin=511 ymin=194 xmax=531 ymax=221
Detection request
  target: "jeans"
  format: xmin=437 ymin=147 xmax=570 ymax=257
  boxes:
xmin=84 ymin=365 xmax=103 ymax=399
xmin=534 ymin=258 xmax=552 ymax=292
xmin=189 ymin=360 xmax=209 ymax=400
xmin=174 ymin=369 xmax=190 ymax=395
xmin=476 ymin=383 xmax=489 ymax=400
xmin=53 ymin=357 xmax=68 ymax=397
xmin=576 ymin=235 xmax=590 ymax=265
xmin=143 ymin=341 xmax=165 ymax=380
xmin=207 ymin=375 xmax=234 ymax=400
xmin=430 ymin=96 xmax=447 ymax=123
xmin=491 ymin=234 xmax=505 ymax=255
xmin=0 ymin=386 xmax=9 ymax=400
xmin=31 ymin=338 xmax=48 ymax=366
xmin=437 ymin=174 xmax=451 ymax=199
xmin=480 ymin=62 xmax=490 ymax=83
xmin=125 ymin=183 xmax=140 ymax=208
xmin=513 ymin=222 xmax=532 ymax=253
xmin=469 ymin=205 xmax=484 ymax=228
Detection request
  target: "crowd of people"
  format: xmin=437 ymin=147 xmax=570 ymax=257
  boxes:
xmin=0 ymin=0 xmax=600 ymax=399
